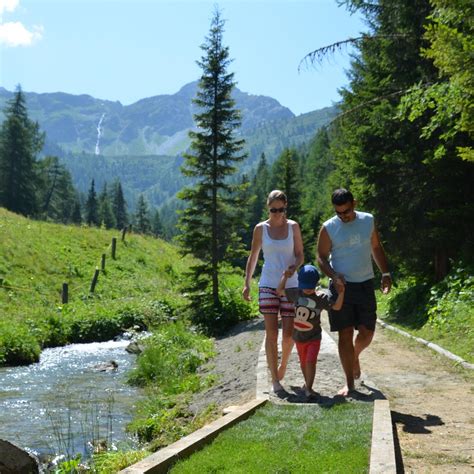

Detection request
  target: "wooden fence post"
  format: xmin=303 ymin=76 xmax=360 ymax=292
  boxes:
xmin=111 ymin=237 xmax=117 ymax=260
xmin=61 ymin=283 xmax=69 ymax=304
xmin=121 ymin=226 xmax=127 ymax=242
xmin=90 ymin=267 xmax=100 ymax=293
xmin=101 ymin=253 xmax=106 ymax=272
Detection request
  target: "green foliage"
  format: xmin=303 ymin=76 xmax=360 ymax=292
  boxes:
xmin=91 ymin=450 xmax=151 ymax=473
xmin=184 ymin=268 xmax=256 ymax=336
xmin=379 ymin=262 xmax=474 ymax=362
xmin=0 ymin=321 xmax=41 ymax=365
xmin=55 ymin=454 xmax=83 ymax=473
xmin=171 ymin=403 xmax=372 ymax=473
xmin=127 ymin=320 xmax=215 ymax=390
xmin=399 ymin=0 xmax=474 ymax=161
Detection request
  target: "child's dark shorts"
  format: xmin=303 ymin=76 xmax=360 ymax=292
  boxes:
xmin=329 ymin=279 xmax=377 ymax=332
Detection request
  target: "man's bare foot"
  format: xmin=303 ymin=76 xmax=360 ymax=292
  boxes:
xmin=337 ymin=385 xmax=355 ymax=397
xmin=277 ymin=364 xmax=287 ymax=380
xmin=354 ymin=358 xmax=361 ymax=379
xmin=272 ymin=380 xmax=284 ymax=393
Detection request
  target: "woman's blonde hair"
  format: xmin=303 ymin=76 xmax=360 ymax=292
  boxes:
xmin=266 ymin=190 xmax=287 ymax=206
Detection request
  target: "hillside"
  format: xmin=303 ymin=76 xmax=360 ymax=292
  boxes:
xmin=0 ymin=207 xmax=193 ymax=365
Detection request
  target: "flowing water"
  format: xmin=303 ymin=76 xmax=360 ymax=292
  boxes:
xmin=0 ymin=338 xmax=144 ymax=462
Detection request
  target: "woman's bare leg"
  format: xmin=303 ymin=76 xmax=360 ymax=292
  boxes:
xmin=263 ymin=315 xmax=281 ymax=391
xmin=278 ymin=316 xmax=294 ymax=380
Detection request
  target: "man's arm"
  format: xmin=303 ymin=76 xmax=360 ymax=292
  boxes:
xmin=371 ymin=225 xmax=391 ymax=294
xmin=331 ymin=285 xmax=346 ymax=311
xmin=317 ymin=226 xmax=345 ymax=289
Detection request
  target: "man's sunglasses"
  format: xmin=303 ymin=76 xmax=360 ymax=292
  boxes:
xmin=269 ymin=207 xmax=287 ymax=213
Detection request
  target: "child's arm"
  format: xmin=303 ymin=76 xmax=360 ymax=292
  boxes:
xmin=330 ymin=285 xmax=345 ymax=311
xmin=276 ymin=272 xmax=288 ymax=296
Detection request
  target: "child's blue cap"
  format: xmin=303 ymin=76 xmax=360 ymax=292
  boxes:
xmin=298 ymin=265 xmax=320 ymax=289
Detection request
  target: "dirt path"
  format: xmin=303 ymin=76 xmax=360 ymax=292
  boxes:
xmin=191 ymin=317 xmax=474 ymax=472
xmin=343 ymin=321 xmax=474 ymax=473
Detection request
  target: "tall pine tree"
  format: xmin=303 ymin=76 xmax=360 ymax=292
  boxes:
xmin=0 ymin=86 xmax=44 ymax=216
xmin=178 ymin=8 xmax=246 ymax=319
xmin=112 ymin=180 xmax=128 ymax=230
xmin=135 ymin=194 xmax=151 ymax=234
xmin=85 ymin=179 xmax=99 ymax=226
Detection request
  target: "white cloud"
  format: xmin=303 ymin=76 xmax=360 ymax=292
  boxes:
xmin=0 ymin=21 xmax=43 ymax=46
xmin=0 ymin=0 xmax=20 ymax=16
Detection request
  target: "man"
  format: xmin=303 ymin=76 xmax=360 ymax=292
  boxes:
xmin=317 ymin=188 xmax=391 ymax=396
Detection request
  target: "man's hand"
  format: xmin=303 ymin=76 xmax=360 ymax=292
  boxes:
xmin=333 ymin=273 xmax=346 ymax=293
xmin=381 ymin=275 xmax=392 ymax=294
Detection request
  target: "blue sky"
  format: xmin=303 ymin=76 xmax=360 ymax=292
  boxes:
xmin=0 ymin=0 xmax=365 ymax=115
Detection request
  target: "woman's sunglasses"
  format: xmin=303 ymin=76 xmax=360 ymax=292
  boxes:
xmin=269 ymin=207 xmax=287 ymax=213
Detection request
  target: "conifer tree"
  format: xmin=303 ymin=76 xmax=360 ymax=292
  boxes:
xmin=178 ymin=8 xmax=246 ymax=316
xmin=151 ymin=209 xmax=163 ymax=237
xmin=85 ymin=179 xmax=99 ymax=226
xmin=71 ymin=199 xmax=82 ymax=224
xmin=135 ymin=194 xmax=151 ymax=234
xmin=37 ymin=156 xmax=77 ymax=223
xmin=249 ymin=153 xmax=270 ymax=225
xmin=98 ymin=183 xmax=116 ymax=229
xmin=112 ymin=180 xmax=128 ymax=230
xmin=0 ymin=86 xmax=44 ymax=216
xmin=271 ymin=148 xmax=301 ymax=221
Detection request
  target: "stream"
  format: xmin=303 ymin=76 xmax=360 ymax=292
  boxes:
xmin=0 ymin=338 xmax=144 ymax=463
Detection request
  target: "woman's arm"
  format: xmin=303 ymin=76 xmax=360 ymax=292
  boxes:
xmin=286 ymin=221 xmax=304 ymax=276
xmin=242 ymin=224 xmax=263 ymax=301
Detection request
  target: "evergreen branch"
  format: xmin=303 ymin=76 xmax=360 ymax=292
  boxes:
xmin=298 ymin=34 xmax=413 ymax=72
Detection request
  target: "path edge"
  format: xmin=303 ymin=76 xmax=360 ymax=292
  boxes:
xmin=370 ymin=399 xmax=396 ymax=473
xmin=377 ymin=319 xmax=474 ymax=370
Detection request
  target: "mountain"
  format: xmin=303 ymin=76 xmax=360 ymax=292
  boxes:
xmin=0 ymin=82 xmax=295 ymax=157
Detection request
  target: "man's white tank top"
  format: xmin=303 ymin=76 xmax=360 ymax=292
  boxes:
xmin=259 ymin=221 xmax=298 ymax=289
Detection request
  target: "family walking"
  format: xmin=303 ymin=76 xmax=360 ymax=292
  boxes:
xmin=243 ymin=188 xmax=392 ymax=397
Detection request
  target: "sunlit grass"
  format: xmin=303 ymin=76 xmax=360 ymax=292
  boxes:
xmin=171 ymin=402 xmax=372 ymax=473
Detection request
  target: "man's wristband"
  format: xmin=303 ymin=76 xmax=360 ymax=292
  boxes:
xmin=381 ymin=272 xmax=391 ymax=278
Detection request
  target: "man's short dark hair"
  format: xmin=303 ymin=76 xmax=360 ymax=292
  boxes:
xmin=331 ymin=188 xmax=354 ymax=205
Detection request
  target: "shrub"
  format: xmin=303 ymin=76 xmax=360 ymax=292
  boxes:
xmin=0 ymin=322 xmax=41 ymax=365
xmin=128 ymin=321 xmax=214 ymax=390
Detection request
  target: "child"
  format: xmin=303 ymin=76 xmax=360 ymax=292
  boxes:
xmin=277 ymin=264 xmax=345 ymax=398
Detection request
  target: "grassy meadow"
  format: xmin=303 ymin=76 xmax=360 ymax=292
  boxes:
xmin=0 ymin=207 xmax=195 ymax=365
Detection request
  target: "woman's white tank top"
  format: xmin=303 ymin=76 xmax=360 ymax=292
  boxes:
xmin=259 ymin=221 xmax=298 ymax=289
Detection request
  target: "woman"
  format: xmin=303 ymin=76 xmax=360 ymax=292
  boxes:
xmin=242 ymin=190 xmax=304 ymax=392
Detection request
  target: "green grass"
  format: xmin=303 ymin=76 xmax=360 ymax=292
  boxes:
xmin=0 ymin=207 xmax=192 ymax=364
xmin=377 ymin=265 xmax=474 ymax=364
xmin=170 ymin=402 xmax=373 ymax=473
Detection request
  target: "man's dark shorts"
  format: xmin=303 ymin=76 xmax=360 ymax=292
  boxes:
xmin=329 ymin=279 xmax=377 ymax=332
